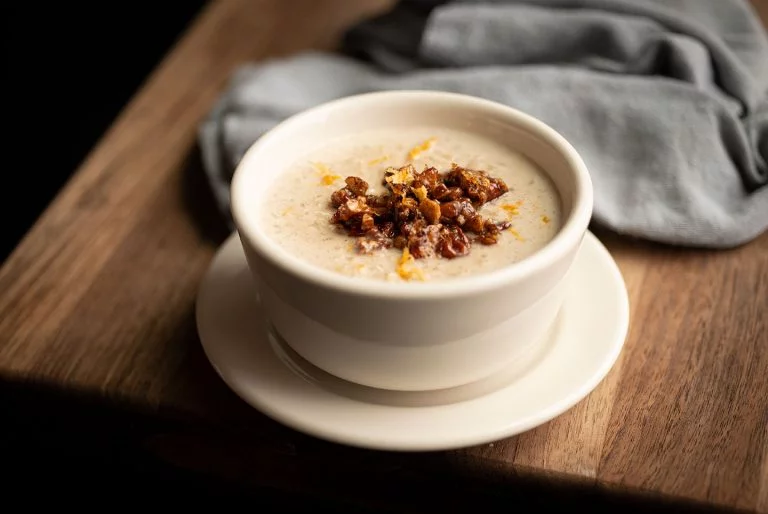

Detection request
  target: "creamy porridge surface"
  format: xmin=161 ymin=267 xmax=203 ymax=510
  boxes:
xmin=260 ymin=126 xmax=562 ymax=282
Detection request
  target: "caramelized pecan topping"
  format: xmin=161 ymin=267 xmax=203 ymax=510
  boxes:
xmin=330 ymin=163 xmax=515 ymax=259
xmin=445 ymin=164 xmax=509 ymax=204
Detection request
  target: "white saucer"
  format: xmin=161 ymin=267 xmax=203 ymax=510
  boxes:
xmin=196 ymin=232 xmax=629 ymax=452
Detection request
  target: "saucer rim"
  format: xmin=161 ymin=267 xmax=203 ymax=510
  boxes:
xmin=196 ymin=231 xmax=629 ymax=452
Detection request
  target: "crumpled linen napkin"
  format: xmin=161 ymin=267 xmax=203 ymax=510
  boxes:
xmin=199 ymin=0 xmax=768 ymax=247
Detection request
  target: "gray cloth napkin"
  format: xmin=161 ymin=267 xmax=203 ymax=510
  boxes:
xmin=199 ymin=0 xmax=768 ymax=248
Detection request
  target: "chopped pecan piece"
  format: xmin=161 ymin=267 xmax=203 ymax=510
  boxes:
xmin=395 ymin=197 xmax=419 ymax=223
xmin=432 ymin=183 xmax=463 ymax=201
xmin=445 ymin=187 xmax=464 ymax=201
xmin=365 ymin=193 xmax=393 ymax=220
xmin=331 ymin=197 xmax=371 ymax=223
xmin=355 ymin=228 xmax=393 ymax=254
xmin=437 ymin=226 xmax=471 ymax=258
xmin=484 ymin=219 xmax=501 ymax=235
xmin=475 ymin=219 xmax=512 ymax=245
xmin=398 ymin=219 xmax=421 ymax=240
xmin=330 ymin=187 xmax=355 ymax=207
xmin=408 ymin=223 xmax=443 ymax=259
xmin=345 ymin=219 xmax=370 ymax=237
xmin=345 ymin=176 xmax=369 ymax=196
xmin=389 ymin=183 xmax=408 ymax=198
xmin=440 ymin=199 xmax=475 ymax=221
xmin=463 ymin=214 xmax=486 ymax=234
xmin=360 ymin=213 xmax=375 ymax=232
xmin=446 ymin=164 xmax=508 ymax=205
xmin=418 ymin=198 xmax=441 ymax=224
xmin=411 ymin=185 xmax=428 ymax=202
xmin=384 ymin=165 xmax=415 ymax=187
xmin=412 ymin=166 xmax=440 ymax=193
xmin=431 ymin=183 xmax=450 ymax=200
xmin=477 ymin=233 xmax=499 ymax=245
xmin=379 ymin=221 xmax=396 ymax=238
xmin=366 ymin=194 xmax=389 ymax=208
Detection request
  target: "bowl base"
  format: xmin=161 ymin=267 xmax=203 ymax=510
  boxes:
xmin=266 ymin=316 xmax=560 ymax=407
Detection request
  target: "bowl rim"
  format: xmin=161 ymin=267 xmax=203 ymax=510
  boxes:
xmin=231 ymin=90 xmax=593 ymax=300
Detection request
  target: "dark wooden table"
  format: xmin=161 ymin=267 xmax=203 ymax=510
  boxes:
xmin=2 ymin=0 xmax=767 ymax=511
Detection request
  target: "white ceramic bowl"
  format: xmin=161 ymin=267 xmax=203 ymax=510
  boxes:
xmin=230 ymin=91 xmax=593 ymax=392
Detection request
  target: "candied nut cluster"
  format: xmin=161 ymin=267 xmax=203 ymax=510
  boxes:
xmin=330 ymin=163 xmax=513 ymax=259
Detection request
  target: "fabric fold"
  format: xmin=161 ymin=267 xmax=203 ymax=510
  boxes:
xmin=200 ymin=0 xmax=768 ymax=247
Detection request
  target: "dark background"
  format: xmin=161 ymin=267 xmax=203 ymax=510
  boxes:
xmin=3 ymin=2 xmax=208 ymax=261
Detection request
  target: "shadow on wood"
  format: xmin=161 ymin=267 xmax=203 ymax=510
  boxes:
xmin=181 ymin=143 xmax=231 ymax=247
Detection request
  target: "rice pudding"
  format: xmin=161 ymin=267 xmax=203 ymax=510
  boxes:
xmin=261 ymin=126 xmax=562 ymax=281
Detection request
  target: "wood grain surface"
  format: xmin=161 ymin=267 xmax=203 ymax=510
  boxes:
xmin=2 ymin=0 xmax=767 ymax=511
